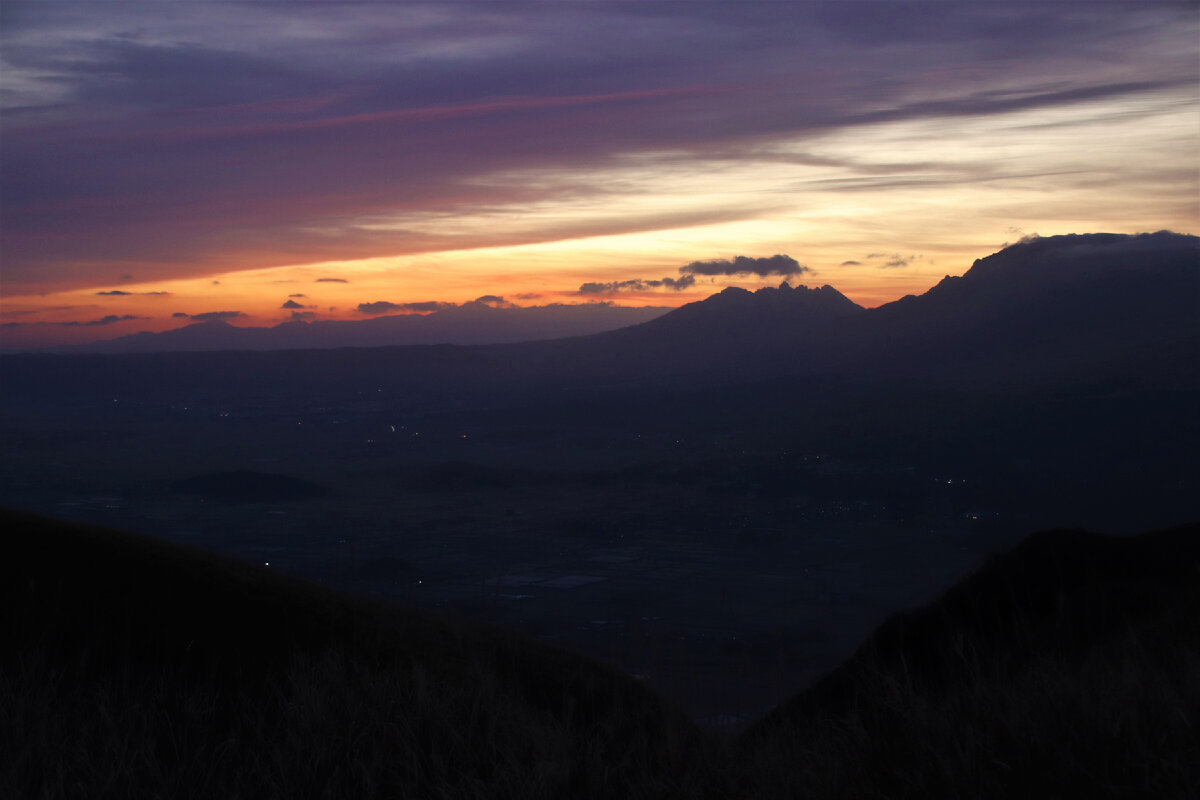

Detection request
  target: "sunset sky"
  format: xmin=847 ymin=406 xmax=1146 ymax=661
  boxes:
xmin=2 ymin=1 xmax=1197 ymax=349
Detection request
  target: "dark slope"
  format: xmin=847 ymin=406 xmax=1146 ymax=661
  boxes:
xmin=0 ymin=507 xmax=708 ymax=800
xmin=5 ymin=512 xmax=1198 ymax=798
xmin=855 ymin=231 xmax=1200 ymax=387
xmin=738 ymin=522 xmax=1200 ymax=798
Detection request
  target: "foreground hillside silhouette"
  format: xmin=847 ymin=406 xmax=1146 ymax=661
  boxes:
xmin=4 ymin=508 xmax=1197 ymax=799
xmin=1 ymin=508 xmax=703 ymax=799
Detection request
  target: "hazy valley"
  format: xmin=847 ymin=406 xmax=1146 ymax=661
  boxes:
xmin=3 ymin=233 xmax=1197 ymax=729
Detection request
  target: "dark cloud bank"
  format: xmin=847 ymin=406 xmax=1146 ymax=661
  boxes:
xmin=357 ymin=301 xmax=456 ymax=316
xmin=579 ymin=276 xmax=696 ymax=294
xmin=680 ymin=254 xmax=809 ymax=277
xmin=355 ymin=296 xmax=520 ymax=315
xmin=579 ymin=254 xmax=808 ymax=294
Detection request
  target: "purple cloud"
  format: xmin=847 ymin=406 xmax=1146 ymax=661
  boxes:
xmin=356 ymin=300 xmax=456 ymax=315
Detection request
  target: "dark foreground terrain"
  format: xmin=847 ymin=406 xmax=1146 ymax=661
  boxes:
xmin=3 ymin=508 xmax=1197 ymax=799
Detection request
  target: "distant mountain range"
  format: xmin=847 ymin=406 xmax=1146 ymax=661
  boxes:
xmin=61 ymin=232 xmax=1196 ymax=366
xmin=7 ymin=231 xmax=1196 ymax=404
xmin=64 ymin=301 xmax=673 ymax=354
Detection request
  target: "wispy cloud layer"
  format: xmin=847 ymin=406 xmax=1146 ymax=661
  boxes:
xmin=0 ymin=1 xmax=1195 ymax=338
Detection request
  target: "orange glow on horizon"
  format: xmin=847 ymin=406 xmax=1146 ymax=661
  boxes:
xmin=4 ymin=90 xmax=1196 ymax=350
xmin=3 ymin=4 xmax=1196 ymax=352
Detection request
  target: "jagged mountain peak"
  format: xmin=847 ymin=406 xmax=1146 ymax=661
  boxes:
xmin=685 ymin=281 xmax=863 ymax=317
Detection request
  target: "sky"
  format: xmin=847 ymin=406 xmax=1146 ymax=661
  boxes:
xmin=1 ymin=1 xmax=1197 ymax=349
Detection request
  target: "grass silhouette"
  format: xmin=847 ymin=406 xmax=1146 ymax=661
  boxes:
xmin=3 ymin=507 xmax=1197 ymax=798
xmin=737 ymin=525 xmax=1200 ymax=798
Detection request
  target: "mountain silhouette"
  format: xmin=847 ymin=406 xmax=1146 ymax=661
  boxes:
xmin=66 ymin=302 xmax=671 ymax=354
xmin=517 ymin=281 xmax=865 ymax=387
xmin=553 ymin=231 xmax=1198 ymax=389
xmin=644 ymin=282 xmax=863 ymax=330
xmin=6 ymin=232 xmax=1196 ymax=403
xmin=853 ymin=231 xmax=1199 ymax=386
xmin=87 ymin=317 xmax=250 ymax=353
xmin=620 ymin=281 xmax=862 ymax=354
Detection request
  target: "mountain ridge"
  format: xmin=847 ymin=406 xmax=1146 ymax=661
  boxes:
xmin=48 ymin=231 xmax=1196 ymax=359
xmin=58 ymin=301 xmax=674 ymax=354
xmin=4 ymin=232 xmax=1195 ymax=403
xmin=849 ymin=230 xmax=1199 ymax=387
xmin=571 ymin=230 xmax=1198 ymax=390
